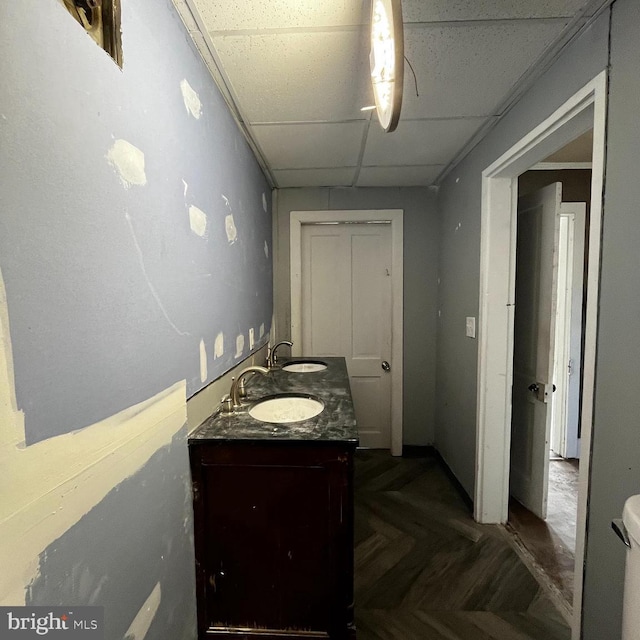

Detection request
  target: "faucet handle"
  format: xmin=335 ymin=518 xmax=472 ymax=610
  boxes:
xmin=220 ymin=394 xmax=233 ymax=414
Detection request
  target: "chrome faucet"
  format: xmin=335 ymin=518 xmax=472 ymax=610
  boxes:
xmin=266 ymin=340 xmax=293 ymax=369
xmin=229 ymin=365 xmax=269 ymax=408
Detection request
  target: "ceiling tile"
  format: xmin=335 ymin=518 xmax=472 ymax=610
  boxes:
xmin=400 ymin=20 xmax=569 ymax=118
xmin=193 ymin=0 xmax=366 ymax=31
xmin=273 ymin=168 xmax=356 ymax=188
xmin=357 ymin=166 xmax=444 ymax=187
xmin=401 ymin=0 xmax=591 ymax=22
xmin=252 ymin=122 xmax=365 ymax=169
xmin=212 ymin=31 xmax=370 ymax=123
xmin=363 ymin=118 xmax=488 ymax=166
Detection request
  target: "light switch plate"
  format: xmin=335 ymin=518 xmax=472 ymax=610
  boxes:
xmin=466 ymin=317 xmax=476 ymax=338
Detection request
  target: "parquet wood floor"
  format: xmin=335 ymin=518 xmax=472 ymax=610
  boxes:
xmin=354 ymin=450 xmax=571 ymax=640
xmin=508 ymin=459 xmax=579 ymax=606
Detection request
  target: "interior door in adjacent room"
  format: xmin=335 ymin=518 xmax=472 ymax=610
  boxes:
xmin=510 ymin=182 xmax=562 ymax=519
xmin=300 ymin=222 xmax=392 ymax=449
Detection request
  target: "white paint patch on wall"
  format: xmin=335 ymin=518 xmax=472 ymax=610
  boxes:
xmin=0 ymin=381 xmax=186 ymax=604
xmin=225 ymin=214 xmax=237 ymax=244
xmin=106 ymin=139 xmax=147 ymax=188
xmin=1 ymin=262 xmax=186 ymax=605
xmin=264 ymin=241 xmax=269 ymax=259
xmin=124 ymin=582 xmax=162 ymax=640
xmin=262 ymin=192 xmax=268 ymax=213
xmin=259 ymin=323 xmax=265 ymax=339
xmin=214 ymin=332 xmax=224 ymax=359
xmin=182 ymin=179 xmax=188 ymax=197
xmin=189 ymin=205 xmax=208 ymax=238
xmin=249 ymin=328 xmax=255 ymax=350
xmin=221 ymin=195 xmax=238 ymax=244
xmin=199 ymin=339 xmax=207 ymax=383
xmin=180 ymin=79 xmax=202 ymax=119
xmin=235 ymin=334 xmax=244 ymax=359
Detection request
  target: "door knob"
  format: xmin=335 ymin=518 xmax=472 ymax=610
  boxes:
xmin=381 ymin=361 xmax=391 ymax=372
xmin=528 ymin=382 xmax=557 ymax=393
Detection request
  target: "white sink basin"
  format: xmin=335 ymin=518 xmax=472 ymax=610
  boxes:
xmin=249 ymin=394 xmax=324 ymax=424
xmin=282 ymin=360 xmax=327 ymax=373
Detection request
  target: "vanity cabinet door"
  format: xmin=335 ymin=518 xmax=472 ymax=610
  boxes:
xmin=190 ymin=443 xmax=354 ymax=639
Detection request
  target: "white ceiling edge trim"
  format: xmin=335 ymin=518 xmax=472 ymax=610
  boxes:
xmin=206 ymin=16 xmax=583 ymax=38
xmin=171 ymin=0 xmax=278 ymax=188
xmin=207 ymin=24 xmax=365 ymax=37
xmin=434 ymin=0 xmax=614 ymax=186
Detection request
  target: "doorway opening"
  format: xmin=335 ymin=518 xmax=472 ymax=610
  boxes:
xmin=508 ymin=140 xmax=592 ymax=610
xmin=475 ymin=71 xmax=607 ymax=640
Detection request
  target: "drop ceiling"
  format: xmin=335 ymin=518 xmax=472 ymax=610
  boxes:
xmin=172 ymin=0 xmax=609 ymax=188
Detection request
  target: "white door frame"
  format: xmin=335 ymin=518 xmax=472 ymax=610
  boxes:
xmin=475 ymin=70 xmax=607 ymax=638
xmin=290 ymin=209 xmax=404 ymax=456
xmin=551 ymin=203 xmax=586 ymax=460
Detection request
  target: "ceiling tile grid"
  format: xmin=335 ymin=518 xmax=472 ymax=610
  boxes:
xmin=193 ymin=0 xmax=367 ymax=32
xmin=400 ymin=20 xmax=571 ymax=119
xmin=362 ymin=118 xmax=491 ymax=166
xmin=401 ymin=0 xmax=590 ymax=22
xmin=357 ymin=165 xmax=445 ymax=187
xmin=273 ymin=167 xmax=358 ymax=188
xmin=212 ymin=30 xmax=371 ymax=123
xmin=176 ymin=0 xmax=602 ymax=188
xmin=251 ymin=122 xmax=366 ymax=169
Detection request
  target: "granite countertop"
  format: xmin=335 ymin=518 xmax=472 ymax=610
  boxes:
xmin=189 ymin=356 xmax=358 ymax=445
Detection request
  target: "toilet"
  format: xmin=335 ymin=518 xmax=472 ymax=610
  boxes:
xmin=621 ymin=495 xmax=640 ymax=639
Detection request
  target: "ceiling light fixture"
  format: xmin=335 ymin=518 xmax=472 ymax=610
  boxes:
xmin=369 ymin=0 xmax=404 ymax=133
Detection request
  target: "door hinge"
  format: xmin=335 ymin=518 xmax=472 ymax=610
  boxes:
xmin=192 ymin=481 xmax=200 ymax=502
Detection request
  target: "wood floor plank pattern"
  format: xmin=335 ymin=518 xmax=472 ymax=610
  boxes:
xmin=354 ymin=451 xmax=570 ymax=640
xmin=508 ymin=459 xmax=578 ymax=605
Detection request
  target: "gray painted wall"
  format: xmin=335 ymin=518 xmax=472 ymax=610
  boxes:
xmin=582 ymin=1 xmax=640 ymax=636
xmin=434 ymin=12 xmax=609 ymax=493
xmin=273 ymin=187 xmax=438 ymax=446
xmin=0 ymin=0 xmax=273 ymax=632
xmin=435 ymin=4 xmax=640 ymax=637
xmin=0 ymin=0 xmax=272 ymax=444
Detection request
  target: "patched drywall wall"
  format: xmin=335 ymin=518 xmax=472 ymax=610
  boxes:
xmin=0 ymin=0 xmax=272 ymax=445
xmin=273 ymin=187 xmax=438 ymax=446
xmin=27 ymin=433 xmax=196 ymax=640
xmin=0 ymin=261 xmax=190 ymax=607
xmin=0 ymin=0 xmax=272 ymax=628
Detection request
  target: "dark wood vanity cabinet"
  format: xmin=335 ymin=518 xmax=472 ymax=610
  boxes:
xmin=189 ymin=441 xmax=356 ymax=640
